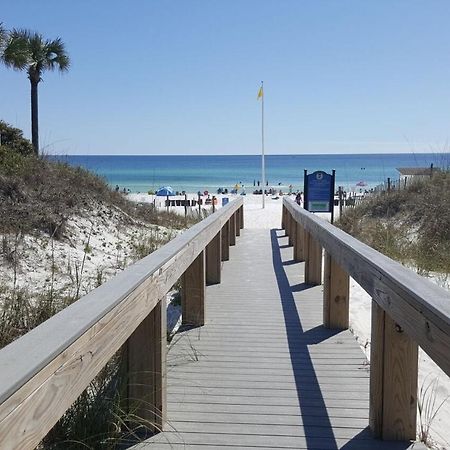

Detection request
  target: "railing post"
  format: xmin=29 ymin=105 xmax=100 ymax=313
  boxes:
xmin=126 ymin=297 xmax=167 ymax=433
xmin=288 ymin=213 xmax=295 ymax=246
xmin=304 ymin=231 xmax=322 ymax=285
xmin=239 ymin=205 xmax=244 ymax=229
xmin=285 ymin=210 xmax=291 ymax=238
xmin=182 ymin=250 xmax=205 ymax=327
xmin=206 ymin=231 xmax=221 ymax=285
xmin=369 ymin=301 xmax=418 ymax=441
xmin=323 ymin=252 xmax=349 ymax=329
xmin=281 ymin=204 xmax=287 ymax=230
xmin=235 ymin=211 xmax=241 ymax=237
xmin=293 ymin=222 xmax=305 ymax=262
xmin=229 ymin=214 xmax=236 ymax=246
xmin=221 ymin=221 xmax=230 ymax=261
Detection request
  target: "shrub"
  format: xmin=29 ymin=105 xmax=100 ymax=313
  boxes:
xmin=0 ymin=120 xmax=34 ymax=156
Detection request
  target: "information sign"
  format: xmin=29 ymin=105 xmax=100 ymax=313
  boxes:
xmin=304 ymin=170 xmax=335 ymax=214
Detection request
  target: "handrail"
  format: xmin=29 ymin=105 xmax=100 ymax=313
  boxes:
xmin=282 ymin=198 xmax=450 ymax=440
xmin=0 ymin=197 xmax=244 ymax=449
xmin=283 ymin=198 xmax=450 ymax=374
xmin=282 ymin=197 xmax=450 ymax=441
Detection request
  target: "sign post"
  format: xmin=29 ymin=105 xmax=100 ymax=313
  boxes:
xmin=304 ymin=169 xmax=336 ymax=223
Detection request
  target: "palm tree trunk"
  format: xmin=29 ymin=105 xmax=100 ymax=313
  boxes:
xmin=30 ymin=79 xmax=39 ymax=155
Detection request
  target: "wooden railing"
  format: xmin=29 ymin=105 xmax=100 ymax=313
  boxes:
xmin=0 ymin=198 xmax=244 ymax=449
xmin=282 ymin=198 xmax=450 ymax=441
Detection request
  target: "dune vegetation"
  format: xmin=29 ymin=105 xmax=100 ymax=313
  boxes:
xmin=338 ymin=170 xmax=450 ymax=280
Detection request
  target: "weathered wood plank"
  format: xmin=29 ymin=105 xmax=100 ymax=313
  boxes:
xmin=167 ymin=420 xmax=373 ymax=439
xmin=323 ymin=251 xmax=349 ymax=329
xmin=288 ymin=213 xmax=295 ymax=246
xmin=167 ymin=401 xmax=371 ymax=418
xmin=305 ymin=231 xmax=322 ymax=285
xmin=134 ymin=442 xmax=423 ymax=450
xmin=126 ymin=297 xmax=166 ymax=432
xmin=369 ymin=301 xmax=418 ymax=440
xmin=167 ymin=411 xmax=369 ymax=427
xmin=220 ymin=221 xmax=230 ymax=261
xmin=206 ymin=231 xmax=221 ymax=285
xmin=137 ymin=431 xmax=421 ymax=449
xmin=168 ymin=386 xmax=369 ymax=400
xmin=294 ymin=222 xmax=305 ymax=261
xmin=182 ymin=250 xmax=205 ymax=326
xmin=229 ymin=214 xmax=236 ymax=246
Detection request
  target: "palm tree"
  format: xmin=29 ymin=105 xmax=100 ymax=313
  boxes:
xmin=2 ymin=29 xmax=70 ymax=155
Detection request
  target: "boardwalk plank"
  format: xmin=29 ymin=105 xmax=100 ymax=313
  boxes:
xmin=135 ymin=229 xmax=418 ymax=450
xmin=167 ymin=402 xmax=371 ymax=418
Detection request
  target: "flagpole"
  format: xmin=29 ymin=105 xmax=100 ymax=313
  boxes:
xmin=261 ymin=81 xmax=265 ymax=209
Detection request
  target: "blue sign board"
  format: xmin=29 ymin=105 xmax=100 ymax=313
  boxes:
xmin=304 ymin=170 xmax=335 ymax=213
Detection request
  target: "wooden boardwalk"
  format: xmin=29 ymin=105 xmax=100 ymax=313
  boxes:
xmin=136 ymin=228 xmax=420 ymax=449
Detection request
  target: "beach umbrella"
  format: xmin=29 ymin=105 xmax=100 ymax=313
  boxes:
xmin=156 ymin=186 xmax=175 ymax=196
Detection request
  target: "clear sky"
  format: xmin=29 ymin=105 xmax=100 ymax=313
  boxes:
xmin=1 ymin=0 xmax=450 ymax=155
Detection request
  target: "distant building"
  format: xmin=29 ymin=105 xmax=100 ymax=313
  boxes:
xmin=396 ymin=165 xmax=436 ymax=186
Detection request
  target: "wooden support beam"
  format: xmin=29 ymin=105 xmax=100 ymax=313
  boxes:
xmin=293 ymin=222 xmax=305 ymax=262
xmin=285 ymin=210 xmax=291 ymax=238
xmin=323 ymin=252 xmax=349 ymax=329
xmin=182 ymin=251 xmax=205 ymax=327
xmin=221 ymin=221 xmax=230 ymax=261
xmin=126 ymin=297 xmax=167 ymax=433
xmin=206 ymin=231 xmax=221 ymax=285
xmin=288 ymin=214 xmax=295 ymax=246
xmin=239 ymin=205 xmax=244 ymax=229
xmin=281 ymin=205 xmax=286 ymax=230
xmin=304 ymin=231 xmax=322 ymax=285
xmin=229 ymin=214 xmax=236 ymax=246
xmin=235 ymin=211 xmax=241 ymax=237
xmin=369 ymin=301 xmax=418 ymax=441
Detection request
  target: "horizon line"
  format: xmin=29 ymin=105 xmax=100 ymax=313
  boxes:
xmin=50 ymin=151 xmax=449 ymax=157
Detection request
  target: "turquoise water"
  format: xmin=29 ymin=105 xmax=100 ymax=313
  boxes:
xmin=56 ymin=153 xmax=448 ymax=193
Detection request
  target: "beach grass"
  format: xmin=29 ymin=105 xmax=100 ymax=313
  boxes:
xmin=337 ymin=171 xmax=450 ymax=275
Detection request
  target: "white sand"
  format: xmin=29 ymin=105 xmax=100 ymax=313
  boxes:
xmin=127 ymin=191 xmax=292 ymax=228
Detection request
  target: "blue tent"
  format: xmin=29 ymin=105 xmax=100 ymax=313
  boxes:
xmin=156 ymin=186 xmax=175 ymax=196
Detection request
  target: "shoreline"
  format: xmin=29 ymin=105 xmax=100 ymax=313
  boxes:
xmin=57 ymin=153 xmax=446 ymax=196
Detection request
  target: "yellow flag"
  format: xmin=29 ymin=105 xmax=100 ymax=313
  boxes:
xmin=257 ymin=86 xmax=263 ymax=100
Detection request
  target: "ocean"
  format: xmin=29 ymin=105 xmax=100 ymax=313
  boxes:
xmin=55 ymin=153 xmax=448 ymax=194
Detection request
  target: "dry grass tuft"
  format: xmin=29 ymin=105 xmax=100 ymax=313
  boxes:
xmin=337 ymin=171 xmax=450 ymax=274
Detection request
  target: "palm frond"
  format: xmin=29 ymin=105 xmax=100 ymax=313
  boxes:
xmin=2 ymin=28 xmax=70 ymax=77
xmin=0 ymin=23 xmax=7 ymax=49
xmin=28 ymin=31 xmax=47 ymax=68
xmin=44 ymin=37 xmax=70 ymax=72
xmin=1 ymin=28 xmax=30 ymax=70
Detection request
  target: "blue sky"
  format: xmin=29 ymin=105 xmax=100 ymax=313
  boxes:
xmin=1 ymin=0 xmax=450 ymax=155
